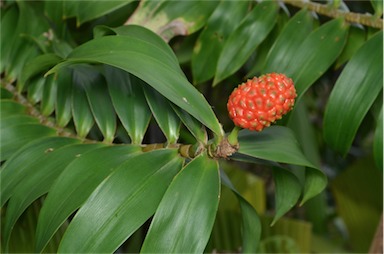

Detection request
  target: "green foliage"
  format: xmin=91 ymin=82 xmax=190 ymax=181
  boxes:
xmin=1 ymin=0 xmax=382 ymax=253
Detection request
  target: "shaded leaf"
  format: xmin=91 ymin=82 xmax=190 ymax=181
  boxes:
xmin=47 ymin=27 xmax=223 ymax=136
xmin=144 ymin=85 xmax=180 ymax=144
xmin=1 ymin=4 xmax=19 ymax=74
xmin=58 ymin=149 xmax=183 ymax=253
xmin=27 ymin=76 xmax=45 ymax=104
xmin=35 ymin=145 xmax=141 ymax=252
xmin=0 ymin=100 xmax=26 ymax=118
xmin=214 ymin=1 xmax=278 ymax=85
xmin=141 ymin=154 xmax=220 ymax=253
xmin=374 ymin=107 xmax=383 ymax=170
xmin=41 ymin=75 xmax=57 ymax=116
xmin=105 ymin=65 xmax=151 ymax=144
xmin=191 ymin=1 xmax=249 ymax=84
xmin=55 ymin=68 xmax=73 ymax=127
xmin=323 ymin=31 xmax=383 ymax=155
xmin=2 ymin=143 xmax=102 ymax=251
xmin=220 ymin=169 xmax=261 ymax=253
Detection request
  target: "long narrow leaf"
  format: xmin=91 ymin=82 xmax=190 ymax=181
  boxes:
xmin=374 ymin=107 xmax=383 ymax=170
xmin=35 ymin=145 xmax=141 ymax=252
xmin=323 ymin=31 xmax=383 ymax=155
xmin=141 ymin=154 xmax=220 ymax=253
xmin=58 ymin=149 xmax=183 ymax=253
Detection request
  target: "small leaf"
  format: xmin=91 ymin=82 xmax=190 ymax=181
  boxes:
xmin=191 ymin=1 xmax=249 ymax=84
xmin=220 ymin=169 xmax=261 ymax=253
xmin=144 ymin=85 xmax=180 ymax=144
xmin=27 ymin=76 xmax=45 ymax=105
xmin=105 ymin=65 xmax=151 ymax=144
xmin=41 ymin=75 xmax=57 ymax=116
xmin=58 ymin=149 xmax=183 ymax=253
xmin=0 ymin=137 xmax=79 ymax=207
xmin=55 ymin=68 xmax=73 ymax=127
xmin=141 ymin=154 xmax=220 ymax=253
xmin=271 ymin=167 xmax=301 ymax=225
xmin=2 ymin=143 xmax=102 ymax=251
xmin=47 ymin=28 xmax=223 ymax=136
xmin=35 ymin=145 xmax=141 ymax=252
xmin=214 ymin=1 xmax=278 ymax=85
xmin=323 ymin=31 xmax=383 ymax=155
xmin=374 ymin=107 xmax=383 ymax=170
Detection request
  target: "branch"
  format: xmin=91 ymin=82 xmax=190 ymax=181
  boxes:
xmin=283 ymin=0 xmax=383 ymax=29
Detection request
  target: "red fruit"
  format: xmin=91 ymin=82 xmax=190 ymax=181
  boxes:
xmin=227 ymin=73 xmax=297 ymax=131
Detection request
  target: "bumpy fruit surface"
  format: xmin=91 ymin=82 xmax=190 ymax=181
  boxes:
xmin=227 ymin=73 xmax=297 ymax=131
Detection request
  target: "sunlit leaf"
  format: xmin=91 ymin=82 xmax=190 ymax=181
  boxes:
xmin=35 ymin=145 xmax=141 ymax=252
xmin=141 ymin=154 xmax=220 ymax=253
xmin=58 ymin=149 xmax=183 ymax=253
xmin=323 ymin=31 xmax=383 ymax=155
xmin=214 ymin=1 xmax=278 ymax=85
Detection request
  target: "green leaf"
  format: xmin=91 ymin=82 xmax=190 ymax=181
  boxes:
xmin=220 ymin=169 xmax=261 ymax=252
xmin=47 ymin=27 xmax=224 ymax=136
xmin=191 ymin=1 xmax=249 ymax=84
xmin=105 ymin=65 xmax=151 ymax=144
xmin=1 ymin=5 xmax=19 ymax=74
xmin=237 ymin=126 xmax=327 ymax=204
xmin=35 ymin=145 xmax=141 ymax=252
xmin=141 ymin=154 xmax=220 ymax=253
xmin=271 ymin=167 xmax=301 ymax=225
xmin=172 ymin=105 xmax=208 ymax=144
xmin=27 ymin=76 xmax=45 ymax=104
xmin=19 ymin=53 xmax=62 ymax=89
xmin=263 ymin=9 xmax=314 ymax=74
xmin=323 ymin=31 xmax=383 ymax=155
xmin=63 ymin=1 xmax=134 ymax=25
xmin=41 ymin=75 xmax=57 ymax=116
xmin=288 ymin=18 xmax=348 ymax=98
xmin=127 ymin=1 xmax=217 ymax=41
xmin=58 ymin=149 xmax=183 ymax=253
xmin=1 ymin=88 xmax=13 ymax=99
xmin=0 ymin=137 xmax=79 ymax=207
xmin=371 ymin=0 xmax=383 ymax=17
xmin=0 ymin=115 xmax=38 ymax=129
xmin=144 ymin=85 xmax=180 ymax=144
xmin=0 ymin=124 xmax=57 ymax=161
xmin=2 ymin=143 xmax=102 ymax=251
xmin=0 ymin=100 xmax=26 ymax=118
xmin=374 ymin=107 xmax=383 ymax=170
xmin=214 ymin=1 xmax=278 ymax=85
xmin=79 ymin=66 xmax=117 ymax=143
xmin=71 ymin=67 xmax=95 ymax=138
xmin=55 ymin=68 xmax=73 ymax=127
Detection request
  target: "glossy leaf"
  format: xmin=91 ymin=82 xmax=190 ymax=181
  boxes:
xmin=0 ymin=115 xmax=38 ymax=129
xmin=64 ymin=1 xmax=134 ymax=25
xmin=105 ymin=65 xmax=151 ymax=144
xmin=214 ymin=1 xmax=278 ymax=85
xmin=41 ymin=75 xmax=57 ymax=116
xmin=288 ymin=18 xmax=348 ymax=98
xmin=47 ymin=28 xmax=224 ymax=136
xmin=0 ymin=100 xmax=26 ymax=118
xmin=55 ymin=68 xmax=73 ymax=127
xmin=1 ymin=4 xmax=19 ymax=74
xmin=144 ymin=85 xmax=180 ymax=144
xmin=0 ymin=137 xmax=78 ymax=207
xmin=127 ymin=1 xmax=217 ymax=41
xmin=141 ymin=154 xmax=220 ymax=253
xmin=2 ymin=143 xmax=102 ymax=250
xmin=374 ymin=107 xmax=383 ymax=170
xmin=0 ymin=124 xmax=57 ymax=161
xmin=58 ymin=149 xmax=183 ymax=253
xmin=79 ymin=66 xmax=116 ymax=143
xmin=35 ymin=145 xmax=141 ymax=252
xmin=323 ymin=31 xmax=383 ymax=155
xmin=72 ymin=67 xmax=95 ymax=138
xmin=263 ymin=9 xmax=314 ymax=73
xmin=27 ymin=76 xmax=45 ymax=104
xmin=220 ymin=169 xmax=261 ymax=252
xmin=191 ymin=1 xmax=249 ymax=84
xmin=271 ymin=167 xmax=301 ymax=225
xmin=19 ymin=53 xmax=62 ymax=89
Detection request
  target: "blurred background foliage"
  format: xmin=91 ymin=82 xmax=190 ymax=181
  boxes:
xmin=1 ymin=0 xmax=383 ymax=253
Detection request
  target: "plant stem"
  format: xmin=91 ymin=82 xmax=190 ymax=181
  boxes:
xmin=283 ymin=0 xmax=383 ymax=29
